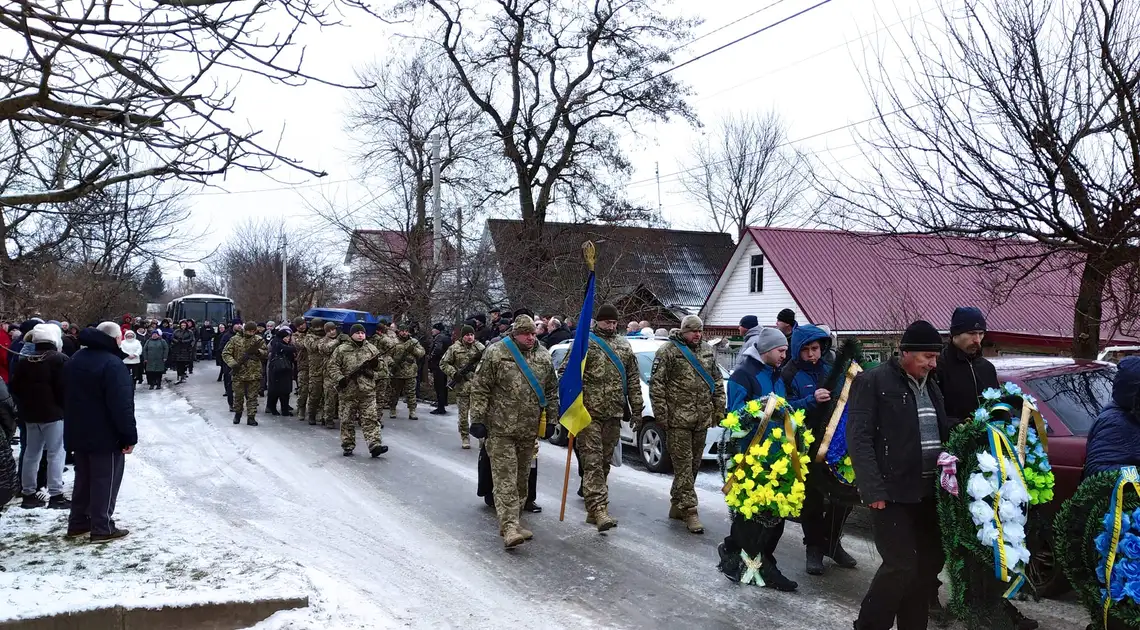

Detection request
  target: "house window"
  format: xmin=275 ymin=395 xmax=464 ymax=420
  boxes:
xmin=749 ymin=254 xmax=764 ymax=293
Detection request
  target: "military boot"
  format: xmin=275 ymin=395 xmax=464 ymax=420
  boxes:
xmin=247 ymin=417 xmax=258 ymax=427
xmin=461 ymin=436 xmax=471 ymax=450
xmin=592 ymin=507 xmax=618 ymax=532
xmin=502 ymin=524 xmax=526 ymax=548
xmin=668 ymin=503 xmax=684 ymax=520
xmin=683 ymin=509 xmax=704 ymax=534
xmin=518 ymin=526 xmax=534 ymax=541
xmin=233 ymin=410 xmax=242 ymax=425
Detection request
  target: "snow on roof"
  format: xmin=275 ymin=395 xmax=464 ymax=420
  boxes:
xmin=176 ymin=293 xmax=232 ymax=301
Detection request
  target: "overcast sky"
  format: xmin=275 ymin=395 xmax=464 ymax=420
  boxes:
xmin=170 ymin=0 xmax=930 ymax=279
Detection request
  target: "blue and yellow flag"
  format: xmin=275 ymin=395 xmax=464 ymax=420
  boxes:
xmin=558 ymin=243 xmax=597 ymax=437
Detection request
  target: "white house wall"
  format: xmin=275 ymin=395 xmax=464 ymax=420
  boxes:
xmin=701 ymin=238 xmax=805 ymax=327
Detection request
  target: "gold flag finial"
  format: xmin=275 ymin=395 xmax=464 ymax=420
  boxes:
xmin=582 ymin=241 xmax=596 ymax=271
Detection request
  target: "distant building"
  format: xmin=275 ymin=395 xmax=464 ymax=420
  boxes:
xmin=478 ymin=219 xmax=734 ymax=326
xmin=700 ymin=227 xmax=1137 ymax=360
xmin=343 ymin=228 xmax=458 ymax=318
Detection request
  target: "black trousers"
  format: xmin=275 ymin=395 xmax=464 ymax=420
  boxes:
xmin=801 ymin=478 xmax=853 ymax=553
xmin=856 ymin=497 xmax=942 ymax=630
xmin=222 ymin=365 xmax=233 ymax=408
xmin=267 ymin=391 xmax=291 ymax=413
xmin=69 ymin=451 xmax=125 ymax=536
xmin=145 ymin=371 xmax=163 ymax=387
xmin=129 ymin=363 xmax=143 ymax=384
xmin=175 ymin=360 xmax=190 ymax=378
xmin=431 ymin=367 xmax=448 ymax=409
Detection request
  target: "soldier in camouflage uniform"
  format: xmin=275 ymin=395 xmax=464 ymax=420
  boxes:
xmin=321 ymin=329 xmax=351 ymax=429
xmin=388 ymin=323 xmax=425 ymax=420
xmin=329 ymin=324 xmax=389 ymax=458
xmin=468 ymin=315 xmax=559 ymax=548
xmin=306 ymin=321 xmax=337 ymax=426
xmin=370 ymin=322 xmax=397 ymax=416
xmin=574 ymin=304 xmax=643 ymax=532
xmin=439 ymin=324 xmax=485 ymax=449
xmin=222 ymin=322 xmax=268 ymax=426
xmin=292 ymin=317 xmax=312 ymax=420
xmin=649 ymin=314 xmax=725 ymax=534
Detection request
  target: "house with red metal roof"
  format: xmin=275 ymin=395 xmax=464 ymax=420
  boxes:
xmin=700 ymin=227 xmax=1136 ymax=360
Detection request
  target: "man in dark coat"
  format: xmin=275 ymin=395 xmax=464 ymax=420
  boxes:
xmin=542 ymin=318 xmax=572 ymax=348
xmin=63 ymin=323 xmax=137 ymax=542
xmin=847 ymin=320 xmax=951 ymax=630
xmin=1083 ymin=357 xmax=1140 ymax=478
xmin=10 ymin=323 xmax=70 ymax=509
xmin=169 ymin=321 xmax=196 ymax=383
xmin=428 ymin=323 xmax=453 ymax=415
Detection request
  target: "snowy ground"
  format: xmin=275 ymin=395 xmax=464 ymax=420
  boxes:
xmin=1 ymin=368 xmax=1095 ymax=628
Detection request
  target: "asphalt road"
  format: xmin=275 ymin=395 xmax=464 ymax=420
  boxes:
xmin=137 ymin=370 xmax=1089 ymax=629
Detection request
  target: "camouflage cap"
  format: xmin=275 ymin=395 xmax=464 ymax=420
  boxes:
xmin=512 ymin=314 xmax=537 ymax=334
xmin=680 ymin=315 xmax=703 ymax=333
xmin=309 ymin=317 xmax=325 ymax=331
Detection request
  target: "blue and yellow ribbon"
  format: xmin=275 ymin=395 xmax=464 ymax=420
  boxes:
xmin=1102 ymin=466 xmax=1140 ymax=627
xmin=986 ymin=425 xmax=1028 ymax=599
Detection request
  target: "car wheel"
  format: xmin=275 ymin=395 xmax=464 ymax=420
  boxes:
xmin=639 ymin=421 xmax=672 ymax=473
xmin=1027 ymin=529 xmax=1070 ymax=598
xmin=548 ymin=423 xmax=568 ymax=447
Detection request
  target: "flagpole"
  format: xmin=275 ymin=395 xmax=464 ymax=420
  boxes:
xmin=559 ymin=240 xmax=596 ymax=523
xmin=559 ymin=434 xmax=575 ymax=522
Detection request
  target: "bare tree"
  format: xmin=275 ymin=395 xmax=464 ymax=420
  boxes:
xmin=389 ymin=0 xmax=698 ymax=236
xmin=679 ymin=110 xmax=814 ymax=239
xmin=211 ymin=219 xmax=345 ymax=322
xmin=826 ymin=0 xmax=1140 ymax=358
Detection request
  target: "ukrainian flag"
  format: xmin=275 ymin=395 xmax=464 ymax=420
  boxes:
xmin=558 ymin=265 xmax=596 ymax=437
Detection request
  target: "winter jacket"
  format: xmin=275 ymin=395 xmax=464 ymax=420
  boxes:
xmin=649 ymin=332 xmax=726 ymax=431
xmin=542 ymin=326 xmax=572 ymax=349
xmin=846 ymin=357 xmax=952 ymax=505
xmin=428 ymin=332 xmax=453 ymax=370
xmin=216 ymin=330 xmax=234 ymax=366
xmin=267 ymin=338 xmax=296 ymax=395
xmin=63 ymin=327 xmax=137 ymax=453
xmin=170 ymin=328 xmax=196 ymax=363
xmin=933 ymin=343 xmax=1000 ymax=426
xmin=222 ymin=332 xmax=267 ymax=382
xmin=61 ymin=334 xmax=79 ymax=357
xmin=389 ymin=337 xmax=425 ymax=379
xmin=733 ymin=325 xmax=764 ymax=370
xmin=468 ymin=337 xmax=560 ymax=439
xmin=1084 ymin=357 xmax=1140 ymax=479
xmin=10 ymin=344 xmax=68 ymax=423
xmin=328 ymin=339 xmax=380 ymax=396
xmin=440 ymin=340 xmax=486 ymax=395
xmin=121 ymin=335 xmax=143 ymax=365
xmin=726 ymin=344 xmax=786 ymax=415
xmin=159 ymin=326 xmax=173 ymax=342
xmin=781 ymin=325 xmax=833 ymax=411
xmin=142 ymin=337 xmax=169 ymax=372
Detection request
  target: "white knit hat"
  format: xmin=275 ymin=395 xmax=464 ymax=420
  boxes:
xmin=30 ymin=323 xmax=63 ymax=351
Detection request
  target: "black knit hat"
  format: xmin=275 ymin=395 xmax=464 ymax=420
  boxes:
xmin=461 ymin=324 xmax=475 ymax=335
xmin=950 ymin=306 xmax=987 ymax=336
xmin=739 ymin=315 xmax=759 ymax=329
xmin=900 ymin=320 xmax=943 ymax=352
xmin=596 ymin=304 xmax=619 ymax=322
xmin=432 ymin=322 xmax=445 ymax=333
xmin=350 ymin=323 xmax=366 ymax=334
xmin=777 ymin=309 xmax=797 ymax=325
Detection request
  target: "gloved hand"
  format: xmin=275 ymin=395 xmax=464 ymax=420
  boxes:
xmin=542 ymin=419 xmax=555 ymax=440
xmin=336 ymin=376 xmax=348 ymax=390
xmin=470 ymin=423 xmax=488 ymax=439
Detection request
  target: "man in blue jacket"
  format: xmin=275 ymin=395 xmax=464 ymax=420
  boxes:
xmin=719 ymin=326 xmax=798 ymax=591
xmin=1084 ymin=357 xmax=1140 ymax=479
xmin=63 ymin=323 xmax=137 ymax=543
xmin=783 ymin=325 xmax=859 ymax=576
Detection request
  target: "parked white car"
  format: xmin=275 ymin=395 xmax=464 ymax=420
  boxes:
xmin=548 ymin=336 xmax=729 ymax=473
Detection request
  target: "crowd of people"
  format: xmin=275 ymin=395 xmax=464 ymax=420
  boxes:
xmin=6 ymin=300 xmax=1140 ymax=630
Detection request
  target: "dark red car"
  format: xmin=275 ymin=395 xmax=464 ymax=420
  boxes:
xmin=990 ymin=357 xmax=1119 ymax=597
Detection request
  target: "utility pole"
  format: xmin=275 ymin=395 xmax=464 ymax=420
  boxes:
xmin=655 ymin=161 xmax=662 ymax=212
xmin=432 ymin=135 xmax=442 ymax=266
xmin=280 ymin=232 xmax=287 ymax=322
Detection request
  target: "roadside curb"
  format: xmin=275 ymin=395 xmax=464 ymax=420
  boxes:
xmin=0 ymin=596 xmax=309 ymax=630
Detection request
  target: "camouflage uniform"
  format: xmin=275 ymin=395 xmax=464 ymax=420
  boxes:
xmin=649 ymin=328 xmax=725 ymax=520
xmin=388 ymin=334 xmax=425 ymax=419
xmin=294 ymin=319 xmax=314 ymax=418
xmin=370 ymin=329 xmax=397 ymax=413
xmin=222 ymin=330 xmax=268 ymax=421
xmin=469 ymin=324 xmax=559 ymax=541
xmin=322 ymin=333 xmax=350 ymax=428
xmin=306 ymin=326 xmax=338 ymax=425
xmin=439 ymin=339 xmax=485 ymax=440
xmin=576 ymin=325 xmax=643 ymax=522
xmin=328 ymin=338 xmax=383 ymax=453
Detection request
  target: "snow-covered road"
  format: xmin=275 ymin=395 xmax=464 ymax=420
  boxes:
xmin=133 ymin=371 xmax=1087 ymax=629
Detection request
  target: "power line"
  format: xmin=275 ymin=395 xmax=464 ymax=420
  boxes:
xmin=187 ymin=177 xmax=356 ymax=197
xmin=666 ymin=0 xmax=795 ymax=55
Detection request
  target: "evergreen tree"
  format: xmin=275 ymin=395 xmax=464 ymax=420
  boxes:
xmin=141 ymin=260 xmax=166 ymax=301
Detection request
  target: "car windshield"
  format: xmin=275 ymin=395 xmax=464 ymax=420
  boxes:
xmin=551 ymin=346 xmax=728 ymax=382
xmin=1026 ymin=365 xmax=1117 ymax=436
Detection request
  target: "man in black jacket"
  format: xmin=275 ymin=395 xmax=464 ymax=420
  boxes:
xmin=10 ymin=324 xmax=70 ymax=509
xmin=64 ymin=323 xmax=137 ymax=542
xmin=931 ymin=307 xmax=1037 ymax=630
xmin=847 ymin=320 xmax=951 ymax=630
xmin=428 ymin=323 xmax=453 ymax=415
xmin=542 ymin=318 xmax=573 ymax=349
